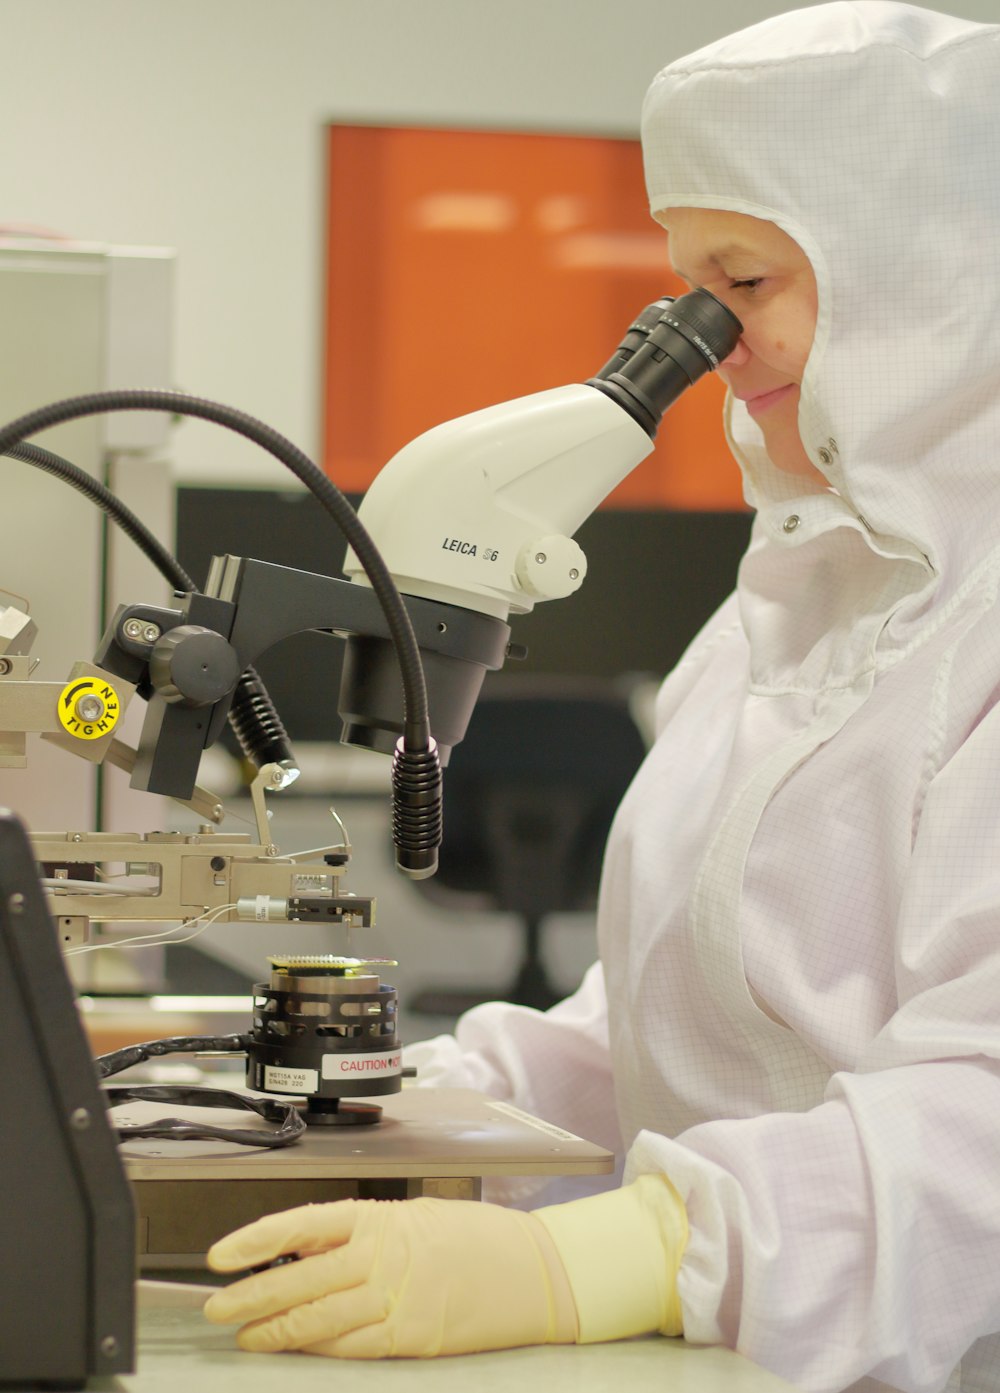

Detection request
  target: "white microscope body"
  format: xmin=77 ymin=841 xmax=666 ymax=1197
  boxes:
xmin=343 ymin=383 xmax=654 ymax=619
xmin=342 ymin=289 xmax=741 ymax=628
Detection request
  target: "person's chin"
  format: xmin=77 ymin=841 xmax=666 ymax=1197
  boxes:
xmin=761 ymin=426 xmax=823 ymax=481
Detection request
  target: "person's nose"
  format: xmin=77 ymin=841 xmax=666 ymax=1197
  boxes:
xmin=720 ymin=337 xmax=751 ymax=369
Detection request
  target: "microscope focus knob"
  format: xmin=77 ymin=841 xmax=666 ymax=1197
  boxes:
xmin=514 ymin=535 xmax=587 ymax=600
xmin=148 ymin=624 xmax=241 ymax=707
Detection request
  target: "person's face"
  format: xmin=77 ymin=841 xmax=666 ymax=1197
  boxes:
xmin=659 ymin=207 xmax=820 ymax=481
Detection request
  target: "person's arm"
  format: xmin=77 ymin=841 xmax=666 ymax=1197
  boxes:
xmin=202 ymin=1172 xmax=688 ymax=1356
xmin=623 ymin=703 xmax=1000 ymax=1393
xmin=405 ymin=960 xmax=623 ymax=1204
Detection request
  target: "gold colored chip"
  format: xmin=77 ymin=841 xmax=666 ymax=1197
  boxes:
xmin=267 ymin=954 xmax=397 ymax=977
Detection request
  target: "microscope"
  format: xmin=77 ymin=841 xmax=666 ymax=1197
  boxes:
xmin=0 ymin=286 xmax=739 ymax=1385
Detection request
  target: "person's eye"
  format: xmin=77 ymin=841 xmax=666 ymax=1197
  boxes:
xmin=729 ymin=277 xmax=763 ymax=293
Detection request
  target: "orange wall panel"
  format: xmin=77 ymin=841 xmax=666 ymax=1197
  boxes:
xmin=323 ymin=125 xmax=745 ymax=511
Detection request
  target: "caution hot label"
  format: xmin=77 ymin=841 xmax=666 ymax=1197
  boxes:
xmin=322 ymin=1049 xmax=402 ymax=1080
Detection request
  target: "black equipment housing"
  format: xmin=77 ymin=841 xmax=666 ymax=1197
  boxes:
xmin=0 ymin=810 xmax=135 ymax=1389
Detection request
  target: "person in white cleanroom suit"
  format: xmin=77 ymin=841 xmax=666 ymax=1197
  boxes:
xmin=204 ymin=4 xmax=1000 ymax=1390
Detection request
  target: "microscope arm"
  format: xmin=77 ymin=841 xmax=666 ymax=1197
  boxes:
xmin=0 ymin=609 xmax=371 ymax=941
xmin=95 ymin=558 xmax=510 ymax=801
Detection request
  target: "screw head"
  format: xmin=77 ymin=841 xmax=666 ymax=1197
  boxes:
xmin=141 ymin=623 xmax=161 ymax=643
xmin=70 ymin=1107 xmax=91 ymax=1130
xmin=7 ymin=892 xmax=24 ymax=913
xmin=122 ymin=618 xmax=144 ymax=640
xmin=75 ymin=694 xmax=105 ymax=723
xmin=100 ymin=1335 xmax=119 ymax=1358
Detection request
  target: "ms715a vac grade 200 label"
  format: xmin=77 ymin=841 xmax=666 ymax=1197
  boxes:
xmin=264 ymin=1065 xmax=319 ymax=1093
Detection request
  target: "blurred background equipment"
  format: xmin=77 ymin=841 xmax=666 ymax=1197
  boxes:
xmin=410 ymin=674 xmax=649 ymax=1013
xmin=0 ymin=240 xmax=174 ymax=847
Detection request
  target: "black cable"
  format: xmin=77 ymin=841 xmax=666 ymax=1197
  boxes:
xmin=104 ymin=1085 xmax=305 ymax=1148
xmin=0 ymin=392 xmax=430 ymax=750
xmin=96 ymin=1032 xmax=305 ymax=1149
xmin=4 ymin=440 xmax=297 ymax=774
xmin=95 ymin=1031 xmax=251 ymax=1077
xmin=6 ymin=440 xmax=194 ymax=590
xmin=1 ymin=390 xmax=442 ymax=873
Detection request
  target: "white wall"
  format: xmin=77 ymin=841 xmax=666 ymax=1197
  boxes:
xmin=1 ymin=0 xmax=993 ymax=487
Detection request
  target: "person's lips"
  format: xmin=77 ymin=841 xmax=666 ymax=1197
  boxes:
xmin=742 ymin=384 xmax=797 ymax=418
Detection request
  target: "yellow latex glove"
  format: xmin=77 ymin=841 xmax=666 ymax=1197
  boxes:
xmin=204 ymin=1196 xmax=578 ymax=1357
xmin=535 ymin=1173 xmax=688 ymax=1343
xmin=203 ymin=1173 xmax=687 ymax=1358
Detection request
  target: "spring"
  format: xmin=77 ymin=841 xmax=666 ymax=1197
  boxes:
xmin=228 ymin=667 xmax=294 ymax=769
xmin=391 ymin=742 xmax=443 ymax=852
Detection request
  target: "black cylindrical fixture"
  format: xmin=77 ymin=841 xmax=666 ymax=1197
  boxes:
xmin=246 ymin=956 xmax=401 ymax=1126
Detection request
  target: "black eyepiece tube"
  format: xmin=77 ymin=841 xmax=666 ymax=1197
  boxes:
xmin=587 ymin=288 xmax=742 ymax=438
xmin=592 ymin=297 xmax=677 ymax=380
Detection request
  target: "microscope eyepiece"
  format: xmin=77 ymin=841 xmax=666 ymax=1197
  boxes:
xmin=660 ymin=288 xmax=743 ymax=368
xmin=588 ymin=287 xmax=742 ymax=438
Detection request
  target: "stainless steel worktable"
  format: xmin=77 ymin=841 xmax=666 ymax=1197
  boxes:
xmin=118 ymin=1087 xmax=615 ymax=1267
xmin=86 ymin=1282 xmax=801 ymax=1393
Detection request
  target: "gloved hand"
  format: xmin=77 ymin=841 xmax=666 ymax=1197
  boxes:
xmin=203 ymin=1173 xmax=687 ymax=1358
xmin=535 ymin=1173 xmax=688 ymax=1343
xmin=203 ymin=1195 xmax=578 ymax=1357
